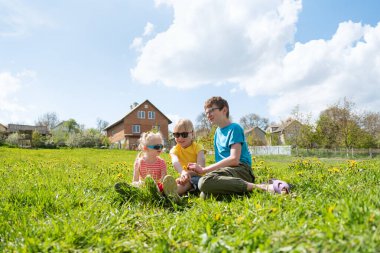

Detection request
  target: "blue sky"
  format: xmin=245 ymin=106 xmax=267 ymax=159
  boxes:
xmin=1 ymin=0 xmax=380 ymax=130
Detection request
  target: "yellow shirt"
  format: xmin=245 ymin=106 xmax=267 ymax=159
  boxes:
xmin=170 ymin=142 xmax=204 ymax=171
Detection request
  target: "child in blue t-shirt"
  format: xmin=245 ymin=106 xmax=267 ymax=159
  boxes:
xmin=188 ymin=96 xmax=289 ymax=196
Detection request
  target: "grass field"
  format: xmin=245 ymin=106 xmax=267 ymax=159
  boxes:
xmin=1 ymin=147 xmax=379 ymax=252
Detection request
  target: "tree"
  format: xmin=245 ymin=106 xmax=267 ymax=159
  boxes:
xmin=195 ymin=112 xmax=212 ymax=133
xmin=64 ymin=119 xmax=80 ymax=134
xmin=357 ymin=111 xmax=380 ymax=148
xmin=315 ymin=98 xmax=361 ymax=149
xmin=196 ymin=125 xmax=217 ymax=152
xmin=31 ymin=130 xmax=44 ymax=148
xmin=288 ymin=105 xmax=315 ymax=148
xmin=35 ymin=112 xmax=59 ymax=130
xmin=66 ymin=128 xmax=105 ymax=148
xmin=239 ymin=113 xmax=269 ymax=130
xmin=96 ymin=118 xmax=109 ymax=132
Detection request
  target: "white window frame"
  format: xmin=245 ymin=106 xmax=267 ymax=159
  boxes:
xmin=148 ymin=111 xmax=155 ymax=119
xmin=137 ymin=111 xmax=145 ymax=119
xmin=132 ymin=125 xmax=140 ymax=134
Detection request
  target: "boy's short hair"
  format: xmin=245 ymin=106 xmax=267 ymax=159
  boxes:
xmin=204 ymin=96 xmax=229 ymax=118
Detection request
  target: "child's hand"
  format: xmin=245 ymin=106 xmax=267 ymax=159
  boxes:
xmin=187 ymin=163 xmax=204 ymax=174
xmin=177 ymin=172 xmax=190 ymax=185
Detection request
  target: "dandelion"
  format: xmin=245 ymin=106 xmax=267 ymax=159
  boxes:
xmin=328 ymin=167 xmax=341 ymax=173
xmin=348 ymin=160 xmax=357 ymax=169
xmin=214 ymin=213 xmax=221 ymax=221
xmin=117 ymin=173 xmax=123 ymax=179
xmin=269 ymin=208 xmax=278 ymax=213
xmin=369 ymin=213 xmax=375 ymax=223
xmin=236 ymin=216 xmax=245 ymax=224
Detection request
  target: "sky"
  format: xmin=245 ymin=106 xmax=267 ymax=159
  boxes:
xmin=1 ymin=0 xmax=380 ymax=131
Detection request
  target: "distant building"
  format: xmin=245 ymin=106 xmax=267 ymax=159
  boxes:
xmin=7 ymin=124 xmax=49 ymax=135
xmin=104 ymin=100 xmax=172 ymax=149
xmin=266 ymin=119 xmax=303 ymax=146
xmin=244 ymin=126 xmax=267 ymax=146
xmin=0 ymin=123 xmax=7 ymax=141
xmin=0 ymin=123 xmax=7 ymax=133
xmin=5 ymin=124 xmax=49 ymax=148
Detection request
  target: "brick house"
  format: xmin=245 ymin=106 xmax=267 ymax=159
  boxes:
xmin=104 ymin=100 xmax=172 ymax=149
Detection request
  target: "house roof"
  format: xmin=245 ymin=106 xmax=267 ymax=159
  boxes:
xmin=244 ymin=126 xmax=266 ymax=135
xmin=0 ymin=123 xmax=7 ymax=131
xmin=104 ymin=99 xmax=172 ymax=130
xmin=266 ymin=119 xmax=301 ymax=133
xmin=7 ymin=124 xmax=49 ymax=134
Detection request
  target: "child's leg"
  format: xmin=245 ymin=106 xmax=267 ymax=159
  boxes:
xmin=162 ymin=175 xmax=180 ymax=201
xmin=198 ymin=165 xmax=254 ymax=195
xmin=177 ymin=181 xmax=193 ymax=195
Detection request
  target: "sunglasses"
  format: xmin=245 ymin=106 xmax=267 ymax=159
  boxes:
xmin=147 ymin=144 xmax=164 ymax=150
xmin=173 ymin=132 xmax=191 ymax=138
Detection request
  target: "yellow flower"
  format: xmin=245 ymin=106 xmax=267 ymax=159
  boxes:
xmin=328 ymin=167 xmax=341 ymax=173
xmin=214 ymin=213 xmax=221 ymax=221
xmin=369 ymin=213 xmax=375 ymax=222
xmin=117 ymin=173 xmax=123 ymax=178
xmin=236 ymin=216 xmax=245 ymax=224
xmin=269 ymin=208 xmax=278 ymax=213
xmin=348 ymin=160 xmax=357 ymax=169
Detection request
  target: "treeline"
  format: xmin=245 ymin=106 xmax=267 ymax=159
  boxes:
xmin=286 ymin=98 xmax=380 ymax=149
xmin=195 ymin=97 xmax=380 ymax=150
xmin=0 ymin=113 xmax=110 ymax=148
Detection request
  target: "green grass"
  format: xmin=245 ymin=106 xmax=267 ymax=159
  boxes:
xmin=1 ymin=147 xmax=379 ymax=252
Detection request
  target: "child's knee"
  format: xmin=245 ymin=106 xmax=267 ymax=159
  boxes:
xmin=198 ymin=176 xmax=213 ymax=193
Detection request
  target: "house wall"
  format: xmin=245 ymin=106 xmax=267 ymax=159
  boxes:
xmin=245 ymin=127 xmax=267 ymax=146
xmin=0 ymin=124 xmax=6 ymax=133
xmin=106 ymin=101 xmax=171 ymax=149
xmin=107 ymin=122 xmax=125 ymax=144
xmin=124 ymin=103 xmax=169 ymax=141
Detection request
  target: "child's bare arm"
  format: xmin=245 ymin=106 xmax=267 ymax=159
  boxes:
xmin=170 ymin=153 xmax=183 ymax=174
xmin=189 ymin=143 xmax=241 ymax=174
xmin=197 ymin=150 xmax=206 ymax=167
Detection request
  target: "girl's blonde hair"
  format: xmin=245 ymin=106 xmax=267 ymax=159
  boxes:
xmin=173 ymin=119 xmax=195 ymax=138
xmin=137 ymin=131 xmax=164 ymax=151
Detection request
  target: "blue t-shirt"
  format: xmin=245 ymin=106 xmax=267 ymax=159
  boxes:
xmin=214 ymin=123 xmax=252 ymax=167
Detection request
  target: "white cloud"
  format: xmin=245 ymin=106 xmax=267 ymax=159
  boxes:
xmin=143 ymin=22 xmax=155 ymax=36
xmin=264 ymin=21 xmax=380 ymax=118
xmin=0 ymin=70 xmax=35 ymax=114
xmin=130 ymin=37 xmax=143 ymax=50
xmin=130 ymin=22 xmax=156 ymax=51
xmin=131 ymin=0 xmax=380 ymax=120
